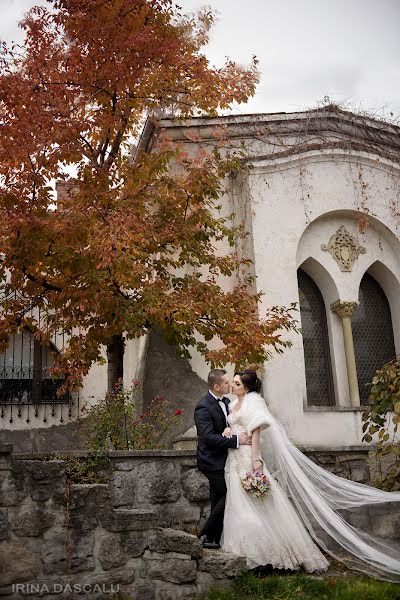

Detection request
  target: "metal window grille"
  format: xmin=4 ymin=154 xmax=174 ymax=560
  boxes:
xmin=298 ymin=269 xmax=335 ymax=407
xmin=0 ymin=303 xmax=77 ymax=423
xmin=352 ymin=274 xmax=396 ymax=405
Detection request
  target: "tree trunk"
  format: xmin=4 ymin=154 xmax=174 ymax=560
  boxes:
xmin=107 ymin=334 xmax=125 ymax=392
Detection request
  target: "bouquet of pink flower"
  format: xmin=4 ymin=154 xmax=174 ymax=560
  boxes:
xmin=240 ymin=470 xmax=271 ymax=498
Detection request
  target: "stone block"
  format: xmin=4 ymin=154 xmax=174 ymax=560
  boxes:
xmin=0 ymin=443 xmax=13 ymax=454
xmin=153 ymin=580 xmax=198 ymax=600
xmin=71 ymin=531 xmax=95 ymax=574
xmin=42 ymin=531 xmax=95 ymax=574
xmin=144 ymin=550 xmax=191 ymax=560
xmin=329 ymin=465 xmax=349 ymax=478
xmin=136 ymin=462 xmax=181 ymax=504
xmin=180 ymin=459 xmax=198 ymax=468
xmin=100 ymin=508 xmax=162 ymax=532
xmin=313 ymin=454 xmax=336 ymax=465
xmin=133 ymin=579 xmax=155 ymax=600
xmin=41 ymin=532 xmax=68 ymax=575
xmin=123 ymin=532 xmax=147 ymax=558
xmin=110 ymin=471 xmax=136 ymax=508
xmin=156 ymin=499 xmax=200 ymax=530
xmin=16 ymin=460 xmax=66 ymax=502
xmin=70 ymin=483 xmax=110 ymax=510
xmin=19 ymin=460 xmax=65 ymax=481
xmin=348 ymin=463 xmax=369 ymax=483
xmin=0 ymin=471 xmax=27 ymax=506
xmin=0 ymin=541 xmax=39 ymax=586
xmin=369 ymin=502 xmax=395 ymax=516
xmin=148 ymin=528 xmax=202 ymax=558
xmin=198 ymin=550 xmax=247 ymax=579
xmin=76 ymin=561 xmax=139 ymax=587
xmin=181 ymin=469 xmax=209 ymax=502
xmin=370 ymin=508 xmax=400 ymax=540
xmin=196 ymin=572 xmax=232 ymax=595
xmin=0 ymin=444 xmax=13 ymax=472
xmin=346 ymin=507 xmax=371 ymax=530
xmin=146 ymin=557 xmax=197 ymax=583
xmin=98 ymin=532 xmax=127 ymax=570
xmin=0 ymin=508 xmax=9 ymax=540
xmin=69 ymin=484 xmax=111 ymax=531
xmin=113 ymin=461 xmax=135 ymax=471
xmin=337 ymin=453 xmax=368 ymax=463
xmin=196 ymin=570 xmax=214 ymax=589
xmin=11 ymin=506 xmax=55 ymax=537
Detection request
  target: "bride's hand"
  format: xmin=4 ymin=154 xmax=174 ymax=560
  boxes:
xmin=222 ymin=427 xmax=233 ymax=438
xmin=252 ymin=458 xmax=264 ymax=473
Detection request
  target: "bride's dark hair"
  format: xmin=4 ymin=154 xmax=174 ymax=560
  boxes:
xmin=235 ymin=369 xmax=262 ymax=394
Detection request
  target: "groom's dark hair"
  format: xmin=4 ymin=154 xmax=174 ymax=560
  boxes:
xmin=208 ymin=369 xmax=227 ymax=388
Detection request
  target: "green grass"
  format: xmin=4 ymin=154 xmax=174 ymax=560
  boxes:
xmin=201 ymin=572 xmax=400 ymax=600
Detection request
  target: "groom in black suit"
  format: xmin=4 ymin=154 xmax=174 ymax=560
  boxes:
xmin=194 ymin=368 xmax=252 ymax=549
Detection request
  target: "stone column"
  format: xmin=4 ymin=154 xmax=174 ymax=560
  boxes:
xmin=331 ymin=301 xmax=360 ymax=408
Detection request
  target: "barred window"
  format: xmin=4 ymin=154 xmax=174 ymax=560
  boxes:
xmin=352 ymin=273 xmax=396 ymax=405
xmin=298 ymin=269 xmax=335 ymax=406
xmin=0 ymin=331 xmax=68 ymax=406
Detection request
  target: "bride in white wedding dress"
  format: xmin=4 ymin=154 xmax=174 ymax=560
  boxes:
xmin=221 ymin=370 xmax=400 ymax=581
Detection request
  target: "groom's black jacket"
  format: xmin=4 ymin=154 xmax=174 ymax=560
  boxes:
xmin=194 ymin=392 xmax=238 ymax=473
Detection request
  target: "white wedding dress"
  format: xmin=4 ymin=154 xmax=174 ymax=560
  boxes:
xmin=221 ymin=392 xmax=400 ymax=581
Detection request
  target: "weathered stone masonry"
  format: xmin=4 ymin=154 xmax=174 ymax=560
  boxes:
xmin=0 ymin=444 xmax=246 ymax=600
xmin=0 ymin=443 xmax=399 ymax=599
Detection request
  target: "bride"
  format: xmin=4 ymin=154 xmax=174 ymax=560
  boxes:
xmin=221 ymin=369 xmax=400 ymax=581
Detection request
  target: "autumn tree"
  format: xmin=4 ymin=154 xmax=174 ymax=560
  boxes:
xmin=0 ymin=0 xmax=297 ymax=392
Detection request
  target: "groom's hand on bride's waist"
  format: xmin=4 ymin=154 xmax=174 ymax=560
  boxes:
xmin=238 ymin=433 xmax=252 ymax=445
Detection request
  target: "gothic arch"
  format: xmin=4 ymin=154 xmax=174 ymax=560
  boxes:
xmin=352 ymin=270 xmax=397 ymax=404
xmin=363 ymin=261 xmax=400 ymax=356
xmin=297 ymin=266 xmax=336 ymax=407
xmin=297 ymin=257 xmax=339 ymax=306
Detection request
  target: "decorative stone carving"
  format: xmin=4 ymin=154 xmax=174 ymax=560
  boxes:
xmin=331 ymin=300 xmax=359 ymax=318
xmin=322 ymin=226 xmax=366 ymax=271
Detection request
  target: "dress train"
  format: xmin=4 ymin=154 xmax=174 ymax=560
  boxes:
xmin=221 ymin=393 xmax=400 ymax=581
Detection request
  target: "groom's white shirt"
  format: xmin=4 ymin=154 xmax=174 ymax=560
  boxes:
xmin=208 ymin=390 xmax=239 ymax=447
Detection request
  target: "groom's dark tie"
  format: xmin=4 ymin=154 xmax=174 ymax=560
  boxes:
xmin=217 ymin=396 xmax=229 ymax=427
xmin=222 ymin=397 xmax=230 ymax=411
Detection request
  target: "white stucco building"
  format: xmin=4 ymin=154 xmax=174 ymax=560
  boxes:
xmin=2 ymin=106 xmax=400 ymax=451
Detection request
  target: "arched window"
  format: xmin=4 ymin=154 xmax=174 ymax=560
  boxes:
xmin=298 ymin=269 xmax=335 ymax=406
xmin=0 ymin=331 xmax=67 ymax=405
xmin=352 ymin=273 xmax=396 ymax=405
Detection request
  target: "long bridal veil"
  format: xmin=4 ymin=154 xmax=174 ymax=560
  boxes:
xmin=260 ymin=412 xmax=400 ymax=581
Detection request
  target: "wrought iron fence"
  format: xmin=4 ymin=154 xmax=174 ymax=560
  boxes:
xmin=0 ymin=319 xmax=79 ymax=423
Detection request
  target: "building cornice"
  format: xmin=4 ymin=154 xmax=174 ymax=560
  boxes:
xmin=138 ymin=105 xmax=400 ymax=163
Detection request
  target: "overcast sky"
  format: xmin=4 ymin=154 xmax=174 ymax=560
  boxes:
xmin=1 ymin=0 xmax=400 ymax=119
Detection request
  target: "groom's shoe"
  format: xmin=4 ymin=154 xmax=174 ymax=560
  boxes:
xmin=199 ymin=535 xmax=220 ymax=550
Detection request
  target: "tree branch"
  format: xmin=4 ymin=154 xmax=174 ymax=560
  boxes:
xmin=21 ymin=266 xmax=63 ymax=292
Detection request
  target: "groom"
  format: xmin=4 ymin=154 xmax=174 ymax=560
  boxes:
xmin=194 ymin=368 xmax=252 ymax=549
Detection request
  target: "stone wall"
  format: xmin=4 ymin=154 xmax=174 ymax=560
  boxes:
xmin=1 ymin=444 xmax=399 ymax=599
xmin=0 ymin=445 xmax=245 ymax=600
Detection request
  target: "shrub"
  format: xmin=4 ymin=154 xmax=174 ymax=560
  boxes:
xmin=54 ymin=450 xmax=111 ymax=484
xmin=82 ymin=383 xmax=184 ymax=451
xmin=362 ymin=357 xmax=400 ymax=491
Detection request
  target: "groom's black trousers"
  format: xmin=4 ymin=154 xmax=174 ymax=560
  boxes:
xmin=200 ymin=470 xmax=227 ymax=543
